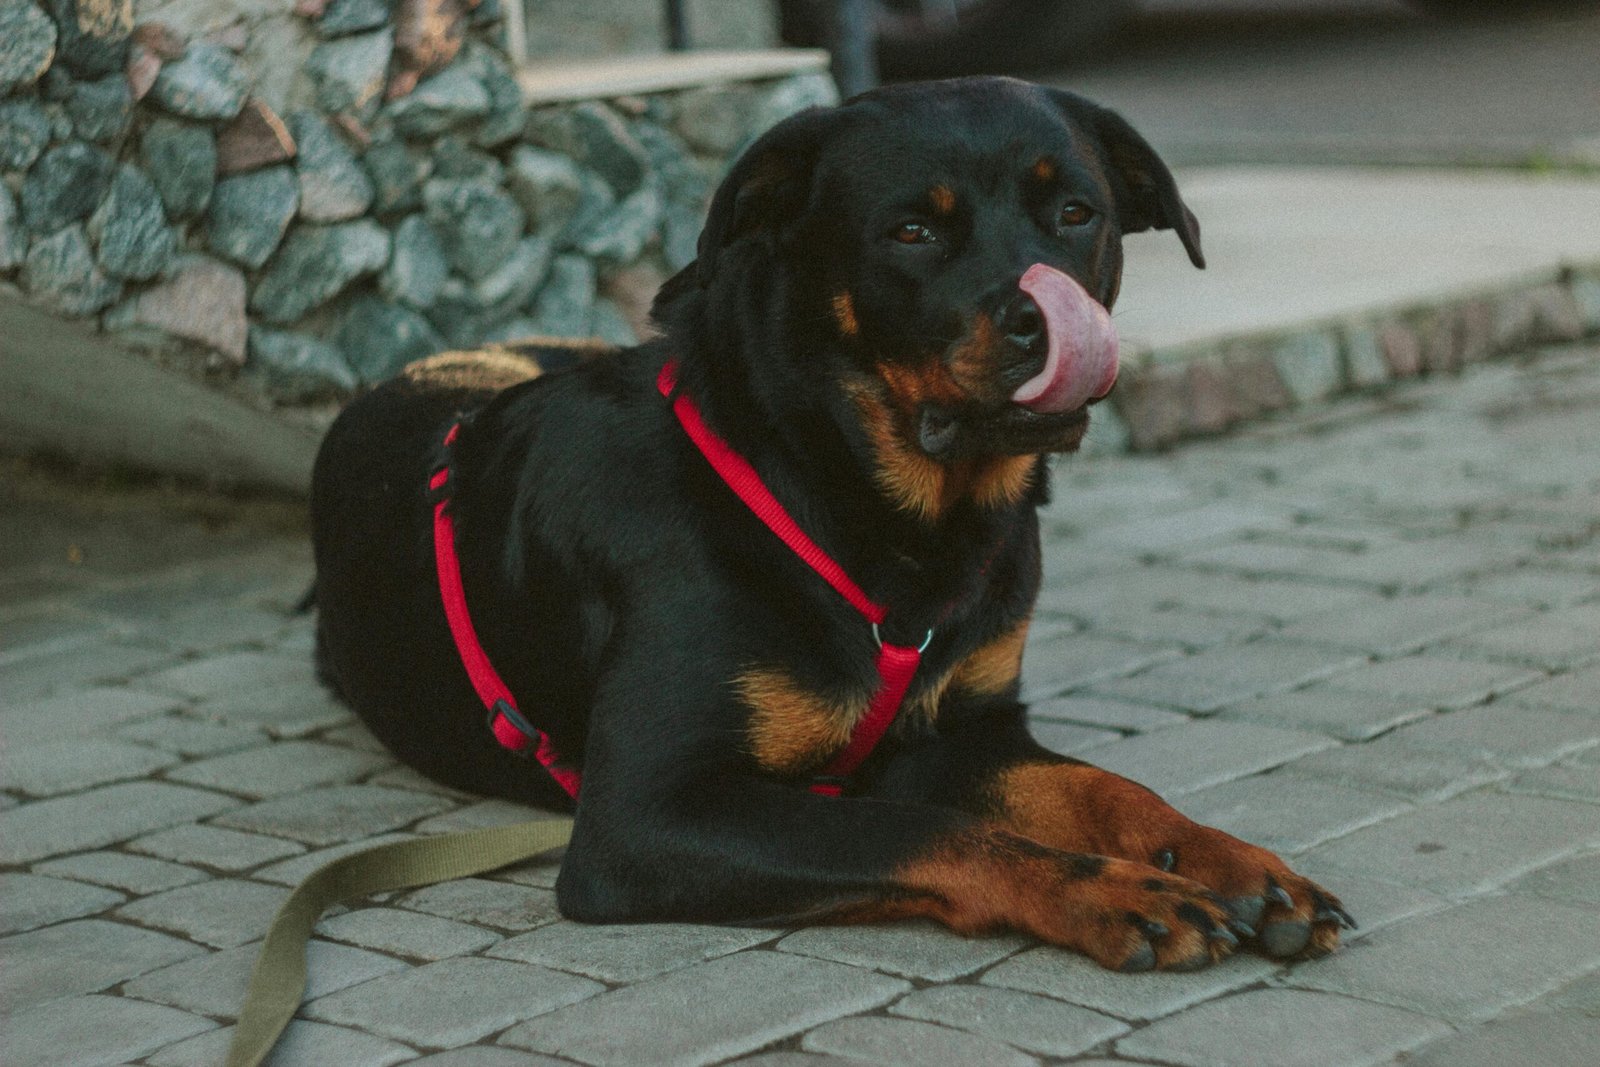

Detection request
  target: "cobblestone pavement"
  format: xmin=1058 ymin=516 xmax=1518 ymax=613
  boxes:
xmin=4 ymin=343 xmax=1599 ymax=1067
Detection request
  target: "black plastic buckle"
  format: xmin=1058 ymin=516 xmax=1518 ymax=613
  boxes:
xmin=488 ymin=699 xmax=537 ymax=757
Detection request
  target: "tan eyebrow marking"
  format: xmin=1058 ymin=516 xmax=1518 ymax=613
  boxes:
xmin=929 ymin=185 xmax=956 ymax=215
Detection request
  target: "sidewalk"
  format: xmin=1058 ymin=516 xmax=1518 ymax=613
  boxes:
xmin=3 ymin=326 xmax=1598 ymax=1063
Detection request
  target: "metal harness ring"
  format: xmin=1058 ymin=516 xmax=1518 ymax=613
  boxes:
xmin=872 ymin=623 xmax=934 ymax=654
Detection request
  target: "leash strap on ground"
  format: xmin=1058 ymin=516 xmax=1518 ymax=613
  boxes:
xmin=225 ymin=817 xmax=575 ymax=1067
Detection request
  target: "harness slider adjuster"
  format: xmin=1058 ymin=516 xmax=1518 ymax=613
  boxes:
xmin=487 ymin=699 xmax=537 ymax=756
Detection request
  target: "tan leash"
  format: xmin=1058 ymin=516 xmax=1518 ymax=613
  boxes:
xmin=225 ymin=818 xmax=574 ymax=1067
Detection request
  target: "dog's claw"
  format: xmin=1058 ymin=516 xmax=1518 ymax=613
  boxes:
xmin=1210 ymin=924 xmax=1239 ymax=948
xmin=1120 ymin=942 xmax=1157 ymax=972
xmin=1154 ymin=848 xmax=1176 ymax=872
xmin=1265 ymin=881 xmax=1294 ymax=911
xmin=1227 ymin=917 xmax=1257 ymax=939
xmin=1138 ymin=918 xmax=1170 ymax=940
xmin=1315 ymin=905 xmax=1357 ymax=930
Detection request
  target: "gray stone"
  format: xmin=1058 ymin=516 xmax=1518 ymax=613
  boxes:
xmin=674 ymin=86 xmax=761 ymax=156
xmin=507 ymin=145 xmax=596 ymax=240
xmin=47 ymin=0 xmax=132 ymax=79
xmin=1342 ymin=324 xmax=1390 ymax=387
xmin=127 ymin=938 xmax=405 ymax=1018
xmin=149 ymin=42 xmax=248 ymax=120
xmin=1030 ymin=718 xmax=1121 ymax=755
xmin=364 ymin=136 xmax=428 ymax=214
xmin=248 ymin=325 xmax=358 ymax=401
xmin=0 ymin=186 xmax=24 ymax=270
xmin=317 ymin=0 xmax=391 ymax=37
xmin=460 ymin=40 xmax=523 ymax=148
xmin=981 ymin=945 xmax=1280 ymax=1021
xmin=423 ymin=177 xmax=525 ymax=281
xmin=1176 ymin=773 xmax=1410 ymax=855
xmin=1507 ymin=761 xmax=1600 ymax=804
xmin=139 ymin=118 xmax=216 ymax=220
xmin=389 ymin=64 xmax=491 ymax=138
xmin=432 ymin=134 xmax=504 ymax=184
xmin=317 ymin=905 xmax=502 ymax=961
xmin=121 ymin=252 xmax=246 ymax=362
xmin=197 ymin=676 xmax=356 ymax=738
xmin=114 ymin=712 xmax=263 ymax=758
xmin=1510 ymin=850 xmax=1600 ymax=906
xmin=250 ymin=219 xmax=390 ymax=323
xmin=1447 ymin=602 xmax=1600 ymax=669
xmin=502 ymin=951 xmax=909 ymax=1067
xmin=305 ymin=957 xmax=603 ymax=1047
xmin=752 ymin=71 xmax=839 ymax=131
xmin=663 ymin=199 xmax=704 ymax=270
xmin=290 ymin=111 xmax=374 ymax=222
xmin=1277 ymin=593 xmax=1512 ymax=657
xmin=147 ymin=1019 xmax=413 ymax=1067
xmin=1 ymin=994 xmax=214 ymax=1067
xmin=890 ymin=984 xmax=1130 ymax=1059
xmin=1116 ymin=988 xmax=1448 ymax=1067
xmin=1079 ymin=720 xmax=1336 ymax=796
xmin=306 ymin=29 xmax=393 ymax=122
xmin=2 ymin=685 xmax=181 ymax=746
xmin=1290 ymin=858 xmax=1451 ymax=938
xmin=86 ymin=163 xmax=174 ymax=280
xmin=576 ymin=183 xmax=662 ymax=265
xmin=1511 ymin=663 xmax=1600 ymax=712
xmin=431 ymin=235 xmax=552 ymax=341
xmin=1384 ymin=703 xmax=1599 ymax=768
xmin=0 ymin=0 xmax=57 ymax=95
xmin=0 ymin=873 xmax=123 ymax=934
xmin=1291 ymin=894 xmax=1600 ymax=1022
xmin=117 ymin=877 xmax=288 ymax=948
xmin=802 ymin=1017 xmax=1040 ymax=1067
xmin=130 ymin=823 xmax=304 ymax=871
xmin=1089 ymin=641 xmax=1364 ymax=714
xmin=207 ymin=165 xmax=298 ymax=269
xmin=1021 ymin=633 xmax=1183 ymax=699
xmin=489 ymin=920 xmax=773 ymax=983
xmin=0 ymin=98 xmax=53 ymax=171
xmin=1029 ymin=695 xmax=1190 ymax=732
xmin=167 ymin=737 xmax=390 ymax=798
xmin=19 ymin=141 xmax=116 ymax=233
xmin=1286 ymin=732 xmax=1509 ymax=801
xmin=527 ymin=253 xmax=597 ymax=337
xmin=0 ymin=736 xmax=177 ymax=796
xmin=21 ymin=224 xmax=120 ymax=315
xmin=214 ymin=784 xmax=450 ymax=846
xmin=0 ymin=919 xmax=205 ymax=1011
xmin=1316 ymin=655 xmax=1542 ymax=710
xmin=64 ymin=70 xmax=131 ymax=142
xmin=337 ymin=295 xmax=447 ymax=382
xmin=398 ymin=875 xmax=559 ymax=931
xmin=1303 ymin=790 xmax=1600 ymax=896
xmin=407 ymin=1051 xmax=572 ymax=1067
xmin=527 ymin=102 xmax=651 ymax=197
xmin=777 ymin=920 xmax=1029 ymax=983
xmin=1218 ymin=687 xmax=1431 ymax=742
xmin=381 ymin=214 xmax=449 ymax=309
xmin=1404 ymin=1014 xmax=1600 ymax=1067
xmin=34 ymin=851 xmax=205 ymax=894
xmin=0 ymin=642 xmax=176 ymax=706
xmin=1273 ymin=330 xmax=1346 ymax=403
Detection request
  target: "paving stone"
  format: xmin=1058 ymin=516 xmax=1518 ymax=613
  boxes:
xmin=149 ymin=42 xmax=249 ymax=120
xmin=489 ymin=920 xmax=773 ymax=983
xmin=889 ymin=984 xmax=1129 ymax=1059
xmin=136 ymin=649 xmax=306 ymax=701
xmin=777 ymin=920 xmax=1026 ymax=982
xmin=1029 ymin=718 xmax=1123 ymax=755
xmin=147 ymin=1017 xmax=413 ymax=1067
xmin=0 ymin=642 xmax=177 ymax=704
xmin=802 ymin=1016 xmax=1040 ymax=1067
xmin=0 ymin=781 xmax=236 ymax=864
xmin=727 ymin=1056 xmax=856 ymax=1067
xmin=125 ymin=601 xmax=295 ymax=653
xmin=0 ymin=919 xmax=205 ymax=1011
xmin=981 ymin=944 xmax=1281 ymax=1021
xmin=0 ymin=994 xmax=215 ymax=1067
xmin=0 ymin=873 xmax=123 ymax=934
xmin=414 ymin=798 xmax=546 ymax=833
xmin=1314 ymin=655 xmax=1543 ymax=710
xmin=317 ymin=905 xmax=502 ymax=961
xmin=1076 ymin=720 xmax=1336 ymax=795
xmin=1512 ymin=664 xmax=1600 ymax=713
xmin=1286 ymin=732 xmax=1510 ymax=801
xmin=214 ymin=784 xmax=451 ymax=846
xmin=131 ymin=823 xmax=305 ymax=871
xmin=116 ymin=877 xmax=288 ymax=948
xmin=1020 ymin=634 xmax=1184 ymax=699
xmin=1444 ymin=603 xmax=1600 ymax=669
xmin=1508 ymin=850 xmax=1600 ymax=906
xmin=126 ymin=938 xmax=405 ymax=1018
xmin=115 ymin=713 xmax=266 ymax=756
xmin=165 ymin=739 xmax=390 ymax=798
xmin=1115 ymin=987 xmax=1449 ymax=1067
xmin=1287 ymin=858 xmax=1452 ymax=938
xmin=198 ymin=678 xmax=356 ymax=737
xmin=1403 ymin=1013 xmax=1600 ymax=1067
xmin=1303 ymin=791 xmax=1600 ymax=897
xmin=405 ymin=1051 xmax=573 ymax=1067
xmin=1089 ymin=642 xmax=1364 ymax=714
xmin=1216 ymin=687 xmax=1430 ymax=741
xmin=397 ymin=875 xmax=560 ymax=931
xmin=1506 ymin=761 xmax=1600 ymax=803
xmin=1454 ymin=566 xmax=1600 ymax=607
xmin=501 ymin=951 xmax=908 ymax=1067
xmin=1529 ymin=970 xmax=1600 ymax=1017
xmin=306 ymin=956 xmax=601 ymax=1047
xmin=252 ymin=832 xmax=417 ymax=885
xmin=0 ymin=736 xmax=178 ymax=795
xmin=1277 ymin=594 xmax=1515 ymax=656
xmin=1176 ymin=773 xmax=1411 ymax=855
xmin=1290 ymin=894 xmax=1600 ymax=1022
xmin=1029 ymin=695 xmax=1190 ymax=731
xmin=250 ymin=219 xmax=391 ymax=324
xmin=34 ymin=850 xmax=205 ymax=894
xmin=1382 ymin=703 xmax=1600 ymax=768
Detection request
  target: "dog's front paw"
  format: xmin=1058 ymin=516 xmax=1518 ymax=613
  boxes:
xmin=1151 ymin=828 xmax=1356 ymax=960
xmin=1051 ymin=857 xmax=1245 ymax=973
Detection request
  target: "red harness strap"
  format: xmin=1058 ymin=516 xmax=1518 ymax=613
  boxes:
xmin=430 ymin=424 xmax=581 ymax=799
xmin=656 ymin=362 xmax=928 ymax=797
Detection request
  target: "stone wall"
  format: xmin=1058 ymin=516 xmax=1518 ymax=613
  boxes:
xmin=0 ymin=0 xmax=835 ymax=415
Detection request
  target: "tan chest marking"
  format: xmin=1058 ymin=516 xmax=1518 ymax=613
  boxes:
xmin=739 ymin=667 xmax=865 ymax=776
xmin=950 ymin=616 xmax=1030 ymax=699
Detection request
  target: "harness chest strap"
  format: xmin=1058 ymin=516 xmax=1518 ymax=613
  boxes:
xmin=429 ymin=365 xmax=928 ymax=799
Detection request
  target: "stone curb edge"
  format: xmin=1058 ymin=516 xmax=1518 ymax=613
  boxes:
xmin=1094 ymin=262 xmax=1600 ymax=452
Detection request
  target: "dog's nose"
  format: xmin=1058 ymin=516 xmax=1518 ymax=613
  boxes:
xmin=1000 ymin=292 xmax=1046 ymax=355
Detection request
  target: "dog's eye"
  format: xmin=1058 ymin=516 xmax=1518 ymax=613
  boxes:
xmin=1058 ymin=202 xmax=1095 ymax=229
xmin=891 ymin=221 xmax=936 ymax=245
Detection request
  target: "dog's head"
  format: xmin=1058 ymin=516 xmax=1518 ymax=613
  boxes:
xmin=665 ymin=77 xmax=1202 ymax=518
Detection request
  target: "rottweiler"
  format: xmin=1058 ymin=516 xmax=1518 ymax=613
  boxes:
xmin=311 ymin=76 xmax=1352 ymax=972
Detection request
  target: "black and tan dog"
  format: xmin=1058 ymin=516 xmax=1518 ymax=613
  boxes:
xmin=311 ymin=76 xmax=1352 ymax=972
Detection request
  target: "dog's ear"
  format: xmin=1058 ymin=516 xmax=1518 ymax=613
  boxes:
xmin=696 ymin=106 xmax=842 ymax=286
xmin=1048 ymin=90 xmax=1204 ymax=270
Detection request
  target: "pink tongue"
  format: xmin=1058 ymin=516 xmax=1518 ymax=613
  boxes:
xmin=1009 ymin=264 xmax=1119 ymax=414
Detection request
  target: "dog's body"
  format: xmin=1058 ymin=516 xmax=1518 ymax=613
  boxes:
xmin=312 ymin=77 xmax=1350 ymax=971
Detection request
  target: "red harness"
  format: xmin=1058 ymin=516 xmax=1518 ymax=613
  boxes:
xmin=429 ymin=362 xmax=929 ymax=800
